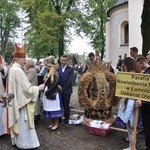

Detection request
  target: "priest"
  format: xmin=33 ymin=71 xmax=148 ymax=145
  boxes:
xmin=8 ymin=43 xmax=45 ymax=149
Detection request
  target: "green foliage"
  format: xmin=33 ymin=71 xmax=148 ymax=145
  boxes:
xmin=76 ymin=0 xmax=116 ymax=59
xmin=0 ymin=0 xmax=20 ymax=58
xmin=25 ymin=29 xmax=59 ymax=60
xmin=11 ymin=0 xmax=116 ymax=60
xmin=5 ymin=42 xmax=14 ymax=63
xmin=18 ymin=0 xmax=80 ymax=59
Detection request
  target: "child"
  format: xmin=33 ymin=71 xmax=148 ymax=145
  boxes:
xmin=117 ymin=57 xmax=141 ymax=150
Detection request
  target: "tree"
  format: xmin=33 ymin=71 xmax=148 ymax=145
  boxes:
xmin=0 ymin=0 xmax=20 ymax=58
xmin=141 ymin=0 xmax=150 ymax=56
xmin=17 ymin=0 xmax=116 ymax=60
xmin=5 ymin=41 xmax=14 ymax=63
xmin=18 ymin=0 xmax=80 ymax=59
xmin=25 ymin=29 xmax=59 ymax=61
xmin=76 ymin=0 xmax=116 ymax=60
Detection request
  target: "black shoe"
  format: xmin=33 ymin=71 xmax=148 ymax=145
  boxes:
xmin=49 ymin=127 xmax=58 ymax=131
xmin=138 ymin=128 xmax=144 ymax=134
xmin=64 ymin=119 xmax=69 ymax=124
xmin=35 ymin=115 xmax=41 ymax=121
xmin=47 ymin=125 xmax=53 ymax=129
xmin=121 ymin=137 xmax=129 ymax=143
xmin=34 ymin=115 xmax=41 ymax=125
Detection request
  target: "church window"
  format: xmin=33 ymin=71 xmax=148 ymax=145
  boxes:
xmin=120 ymin=21 xmax=129 ymax=46
xmin=124 ymin=24 xmax=129 ymax=44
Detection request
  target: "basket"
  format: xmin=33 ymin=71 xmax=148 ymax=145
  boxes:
xmin=87 ymin=124 xmax=110 ymax=137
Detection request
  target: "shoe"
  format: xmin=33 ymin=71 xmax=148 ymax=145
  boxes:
xmin=123 ymin=148 xmax=130 ymax=150
xmin=49 ymin=126 xmax=58 ymax=131
xmin=34 ymin=115 xmax=41 ymax=121
xmin=34 ymin=115 xmax=41 ymax=126
xmin=64 ymin=119 xmax=69 ymax=124
xmin=122 ymin=147 xmax=136 ymax=150
xmin=138 ymin=132 xmax=145 ymax=139
xmin=121 ymin=137 xmax=129 ymax=143
xmin=47 ymin=125 xmax=53 ymax=129
xmin=138 ymin=128 xmax=144 ymax=134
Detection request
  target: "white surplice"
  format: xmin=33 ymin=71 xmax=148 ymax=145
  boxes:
xmin=8 ymin=62 xmax=40 ymax=149
xmin=11 ymin=106 xmax=40 ymax=149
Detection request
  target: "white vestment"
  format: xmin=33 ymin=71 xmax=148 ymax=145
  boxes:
xmin=8 ymin=62 xmax=40 ymax=149
xmin=0 ymin=103 xmax=8 ymax=136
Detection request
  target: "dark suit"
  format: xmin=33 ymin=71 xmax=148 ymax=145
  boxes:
xmin=57 ymin=65 xmax=74 ymax=122
xmin=141 ymin=67 xmax=150 ymax=149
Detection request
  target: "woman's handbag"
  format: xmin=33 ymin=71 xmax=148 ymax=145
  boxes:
xmin=45 ymin=91 xmax=57 ymax=100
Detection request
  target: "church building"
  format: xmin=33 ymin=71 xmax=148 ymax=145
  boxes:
xmin=105 ymin=0 xmax=144 ymax=69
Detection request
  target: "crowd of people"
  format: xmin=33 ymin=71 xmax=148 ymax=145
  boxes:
xmin=116 ymin=47 xmax=150 ymax=150
xmin=0 ymin=47 xmax=75 ymax=149
xmin=0 ymin=46 xmax=150 ymax=150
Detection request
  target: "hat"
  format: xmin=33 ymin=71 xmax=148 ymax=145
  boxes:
xmin=13 ymin=43 xmax=26 ymax=58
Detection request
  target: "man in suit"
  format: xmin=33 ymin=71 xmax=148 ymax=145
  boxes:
xmin=136 ymin=57 xmax=150 ymax=150
xmin=82 ymin=52 xmax=95 ymax=73
xmin=130 ymin=47 xmax=138 ymax=59
xmin=57 ymin=55 xmax=74 ymax=124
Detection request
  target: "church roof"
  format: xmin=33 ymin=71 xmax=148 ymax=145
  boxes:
xmin=115 ymin=0 xmax=128 ymax=6
xmin=107 ymin=0 xmax=128 ymax=17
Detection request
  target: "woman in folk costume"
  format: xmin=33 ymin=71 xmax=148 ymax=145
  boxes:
xmin=117 ymin=57 xmax=141 ymax=150
xmin=43 ymin=62 xmax=63 ymax=131
xmin=8 ymin=43 xmax=45 ymax=149
xmin=0 ymin=55 xmax=8 ymax=136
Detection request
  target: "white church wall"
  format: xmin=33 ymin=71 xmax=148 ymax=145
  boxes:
xmin=105 ymin=21 xmax=110 ymax=62
xmin=128 ymin=0 xmax=143 ymax=54
xmin=106 ymin=4 xmax=128 ymax=69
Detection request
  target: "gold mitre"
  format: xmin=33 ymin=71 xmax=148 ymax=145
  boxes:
xmin=13 ymin=43 xmax=26 ymax=58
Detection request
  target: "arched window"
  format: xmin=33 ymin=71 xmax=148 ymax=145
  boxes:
xmin=124 ymin=24 xmax=129 ymax=44
xmin=120 ymin=21 xmax=129 ymax=45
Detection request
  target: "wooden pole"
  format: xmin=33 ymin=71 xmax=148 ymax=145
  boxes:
xmin=131 ymin=107 xmax=139 ymax=150
xmin=70 ymin=108 xmax=84 ymax=113
xmin=110 ymin=126 xmax=128 ymax=133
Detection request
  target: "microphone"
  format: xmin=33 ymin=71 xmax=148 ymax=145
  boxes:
xmin=2 ymin=93 xmax=14 ymax=107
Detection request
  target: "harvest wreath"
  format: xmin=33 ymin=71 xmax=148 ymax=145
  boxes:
xmin=78 ymin=55 xmax=120 ymax=123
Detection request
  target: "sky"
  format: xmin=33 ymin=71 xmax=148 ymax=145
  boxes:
xmin=69 ymin=35 xmax=94 ymax=55
xmin=16 ymin=29 xmax=94 ymax=56
xmin=15 ymin=10 xmax=94 ymax=56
